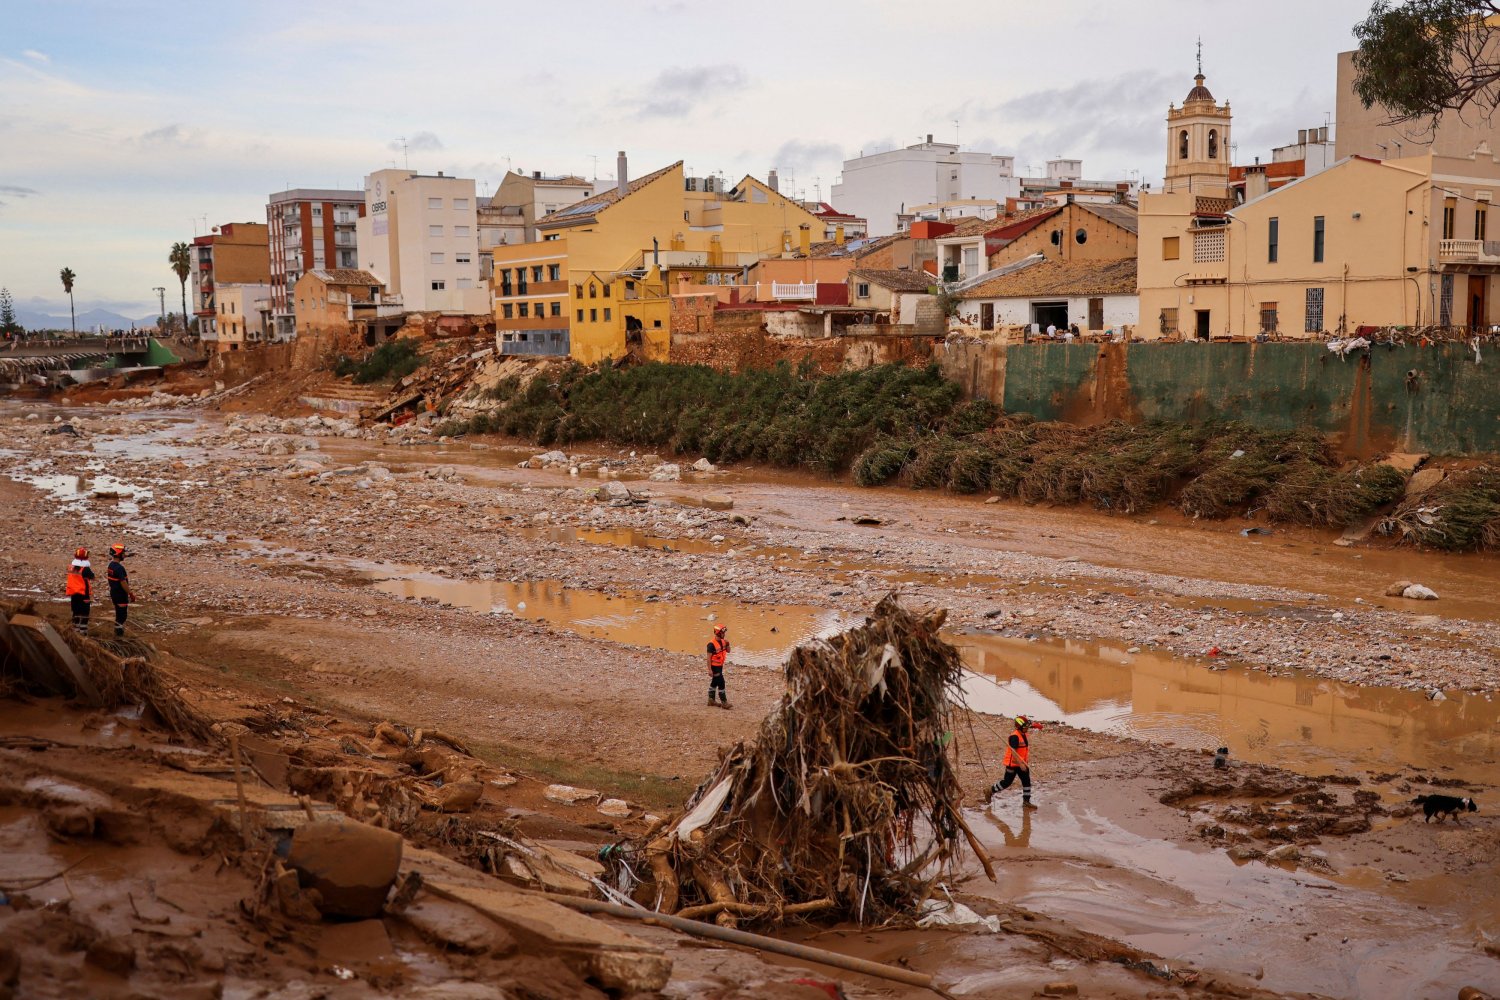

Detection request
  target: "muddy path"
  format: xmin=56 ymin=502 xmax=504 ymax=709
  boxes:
xmin=0 ymin=401 xmax=1497 ymax=997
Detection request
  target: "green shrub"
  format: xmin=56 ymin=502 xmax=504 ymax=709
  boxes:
xmin=853 ymin=437 xmax=917 ymax=487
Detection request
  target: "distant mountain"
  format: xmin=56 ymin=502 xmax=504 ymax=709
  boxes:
xmin=14 ymin=306 xmax=163 ymax=332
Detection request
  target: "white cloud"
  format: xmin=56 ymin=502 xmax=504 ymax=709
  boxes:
xmin=20 ymin=49 xmax=49 ymax=64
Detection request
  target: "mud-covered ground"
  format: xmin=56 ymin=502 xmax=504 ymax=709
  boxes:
xmin=0 ymin=400 xmax=1497 ymax=998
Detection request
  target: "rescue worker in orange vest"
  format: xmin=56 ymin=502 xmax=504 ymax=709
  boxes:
xmin=706 ymin=624 xmax=731 ymax=708
xmin=65 ymin=548 xmax=96 ymax=634
xmin=986 ymin=715 xmax=1038 ymax=808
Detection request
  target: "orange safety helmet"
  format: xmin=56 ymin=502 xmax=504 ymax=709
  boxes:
xmin=109 ymin=544 xmax=127 ymax=559
xmin=1013 ymin=715 xmax=1030 ymax=730
xmin=74 ymin=547 xmax=88 ymax=560
xmin=713 ymin=624 xmax=728 ymax=637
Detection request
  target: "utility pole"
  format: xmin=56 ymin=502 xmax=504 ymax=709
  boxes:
xmin=395 ymin=137 xmax=409 ymax=170
xmin=153 ymin=287 xmax=166 ymax=332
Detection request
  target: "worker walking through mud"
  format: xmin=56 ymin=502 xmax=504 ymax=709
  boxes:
xmin=106 ymin=544 xmax=133 ymax=637
xmin=987 ymin=715 xmax=1039 ymax=808
xmin=65 ymin=548 xmax=95 ymax=633
xmin=706 ymin=623 xmax=731 ymax=708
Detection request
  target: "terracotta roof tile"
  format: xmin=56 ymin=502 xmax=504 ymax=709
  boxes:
xmin=849 ymin=268 xmax=937 ymax=292
xmin=1076 ymin=202 xmax=1138 ymax=234
xmin=959 ymin=257 xmax=1136 ymax=300
xmin=307 ymin=268 xmax=382 ymax=286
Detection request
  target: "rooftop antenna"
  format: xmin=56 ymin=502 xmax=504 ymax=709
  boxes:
xmin=814 ymin=176 xmax=822 ymax=201
xmin=395 ymin=136 xmax=409 ymax=170
xmin=954 ymin=118 xmax=960 ymax=147
xmin=589 ymin=154 xmax=599 ymax=179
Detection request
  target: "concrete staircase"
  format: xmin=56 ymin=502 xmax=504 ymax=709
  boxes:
xmin=298 ymin=375 xmax=390 ymax=414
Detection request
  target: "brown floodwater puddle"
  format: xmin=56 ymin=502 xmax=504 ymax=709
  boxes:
xmin=361 ymin=566 xmax=849 ymax=667
xmin=959 ymin=632 xmax=1500 ymax=788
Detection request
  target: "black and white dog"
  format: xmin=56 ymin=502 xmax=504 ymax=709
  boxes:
xmin=1412 ymin=794 xmax=1479 ymax=823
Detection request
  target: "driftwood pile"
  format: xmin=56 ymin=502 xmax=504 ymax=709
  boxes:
xmin=607 ymin=594 xmax=992 ymax=928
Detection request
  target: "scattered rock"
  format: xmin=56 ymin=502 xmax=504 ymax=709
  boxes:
xmin=602 ymin=481 xmax=633 ymax=501
xmin=1042 ymin=984 xmax=1079 ymax=998
xmin=1265 ymin=844 xmax=1301 ymax=863
xmin=597 ymin=798 xmax=632 ymax=818
xmin=1402 ymin=583 xmax=1439 ymax=600
xmin=1384 ymin=580 xmax=1413 ymax=597
xmin=985 ymin=496 xmax=1001 ymax=504
xmin=648 ymin=463 xmax=682 ymax=482
xmin=852 ymin=515 xmax=882 ymax=525
xmin=435 ymin=780 xmax=484 ymax=813
xmin=701 ymin=494 xmax=734 ymax=511
xmin=692 ymin=458 xmax=717 ymax=473
xmin=543 ymin=784 xmax=600 ymax=805
xmin=286 ymin=818 xmax=404 ymax=919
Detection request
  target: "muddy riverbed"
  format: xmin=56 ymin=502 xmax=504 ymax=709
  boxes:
xmin=0 ymin=400 xmax=1497 ymax=998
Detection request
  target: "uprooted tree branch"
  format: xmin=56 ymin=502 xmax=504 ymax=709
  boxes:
xmin=603 ymin=594 xmax=993 ymax=929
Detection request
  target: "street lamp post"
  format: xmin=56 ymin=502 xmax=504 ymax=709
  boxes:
xmin=153 ymin=287 xmax=166 ymax=333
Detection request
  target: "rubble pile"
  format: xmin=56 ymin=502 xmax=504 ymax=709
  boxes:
xmin=608 ymin=594 xmax=991 ymax=927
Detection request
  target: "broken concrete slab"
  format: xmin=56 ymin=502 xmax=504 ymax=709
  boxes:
xmin=397 ymin=897 xmax=517 ymax=955
xmin=7 ymin=614 xmax=103 ymax=706
xmin=543 ymin=784 xmax=599 ymax=805
xmin=701 ymin=493 xmax=733 ymax=511
xmin=1406 ymin=467 xmax=1446 ymax=497
xmin=1378 ymin=452 xmax=1428 ymax=474
xmin=287 ymin=818 xmax=404 ymax=919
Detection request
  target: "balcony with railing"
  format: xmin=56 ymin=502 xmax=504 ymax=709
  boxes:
xmin=769 ymin=281 xmax=816 ymax=301
xmin=1438 ymin=239 xmax=1500 ymax=266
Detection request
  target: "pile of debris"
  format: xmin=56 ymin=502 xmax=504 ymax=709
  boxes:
xmin=606 ymin=593 xmax=992 ymax=928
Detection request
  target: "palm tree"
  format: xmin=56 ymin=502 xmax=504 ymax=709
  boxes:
xmin=169 ymin=242 xmax=192 ymax=337
xmin=59 ymin=268 xmax=76 ymax=334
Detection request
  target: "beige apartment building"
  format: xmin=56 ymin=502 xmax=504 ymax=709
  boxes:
xmin=353 ymin=169 xmax=489 ymax=315
xmin=213 ymin=283 xmax=273 ymax=352
xmin=1139 ymin=70 xmax=1500 ymax=339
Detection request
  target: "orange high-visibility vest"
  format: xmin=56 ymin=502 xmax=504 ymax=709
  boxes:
xmin=66 ymin=569 xmax=90 ymax=599
xmin=1002 ymin=729 xmax=1029 ymax=769
xmin=708 ymin=638 xmax=729 ymax=669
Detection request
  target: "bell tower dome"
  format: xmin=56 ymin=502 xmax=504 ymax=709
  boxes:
xmin=1163 ymin=53 xmax=1232 ymax=197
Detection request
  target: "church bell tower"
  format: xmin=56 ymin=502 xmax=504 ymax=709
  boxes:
xmin=1163 ymin=45 xmax=1232 ymax=197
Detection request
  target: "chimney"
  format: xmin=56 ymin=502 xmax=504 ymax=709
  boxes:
xmin=1298 ymin=129 xmax=1307 ymax=145
xmin=835 ymin=223 xmax=845 ymax=246
xmin=616 ymin=151 xmax=628 ymax=197
xmin=437 ymin=170 xmax=444 ymax=177
xmin=926 ymin=133 xmax=933 ymax=144
xmin=533 ymin=170 xmax=541 ymax=180
xmin=799 ymin=223 xmax=811 ymax=257
xmin=1320 ymin=125 xmax=1330 ymax=143
xmin=768 ymin=168 xmax=779 ymax=192
xmin=1246 ymin=168 xmax=1270 ymax=201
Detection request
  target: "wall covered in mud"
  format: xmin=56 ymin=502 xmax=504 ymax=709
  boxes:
xmin=937 ymin=340 xmax=1498 ymax=457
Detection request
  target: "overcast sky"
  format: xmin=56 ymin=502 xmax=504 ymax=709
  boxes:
xmin=2 ymin=0 xmax=1374 ymax=317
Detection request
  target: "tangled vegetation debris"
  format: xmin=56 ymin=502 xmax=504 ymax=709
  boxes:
xmin=1379 ymin=467 xmax=1500 ymax=550
xmin=604 ymin=594 xmax=990 ymax=928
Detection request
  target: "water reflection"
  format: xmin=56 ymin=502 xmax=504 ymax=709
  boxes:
xmin=367 ymin=570 xmax=848 ymax=667
xmin=957 ymin=632 xmax=1500 ymax=784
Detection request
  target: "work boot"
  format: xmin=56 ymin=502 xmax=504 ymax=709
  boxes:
xmin=984 ymin=783 xmax=999 ymax=805
xmin=720 ymin=700 xmax=732 ymax=710
xmin=1022 ymin=796 xmax=1037 ymax=810
xmin=708 ymin=696 xmax=717 ymax=707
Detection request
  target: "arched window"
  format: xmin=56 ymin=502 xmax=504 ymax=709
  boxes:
xmin=1208 ymin=129 xmax=1219 ymax=159
xmin=1179 ymin=130 xmax=1189 ymax=160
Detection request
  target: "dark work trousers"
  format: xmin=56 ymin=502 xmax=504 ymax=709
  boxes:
xmin=993 ymin=765 xmax=1032 ymax=796
xmin=709 ymin=668 xmax=726 ymax=703
xmin=70 ymin=595 xmax=91 ymax=632
xmin=114 ymin=602 xmax=128 ymax=636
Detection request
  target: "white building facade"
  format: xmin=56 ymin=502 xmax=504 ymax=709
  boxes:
xmin=354 ymin=169 xmax=489 ymax=315
xmin=830 ymin=136 xmax=1021 ymax=237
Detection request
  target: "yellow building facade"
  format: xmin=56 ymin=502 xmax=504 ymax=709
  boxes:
xmin=1139 ymin=73 xmax=1500 ymax=339
xmin=491 ymin=161 xmax=820 ymax=363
